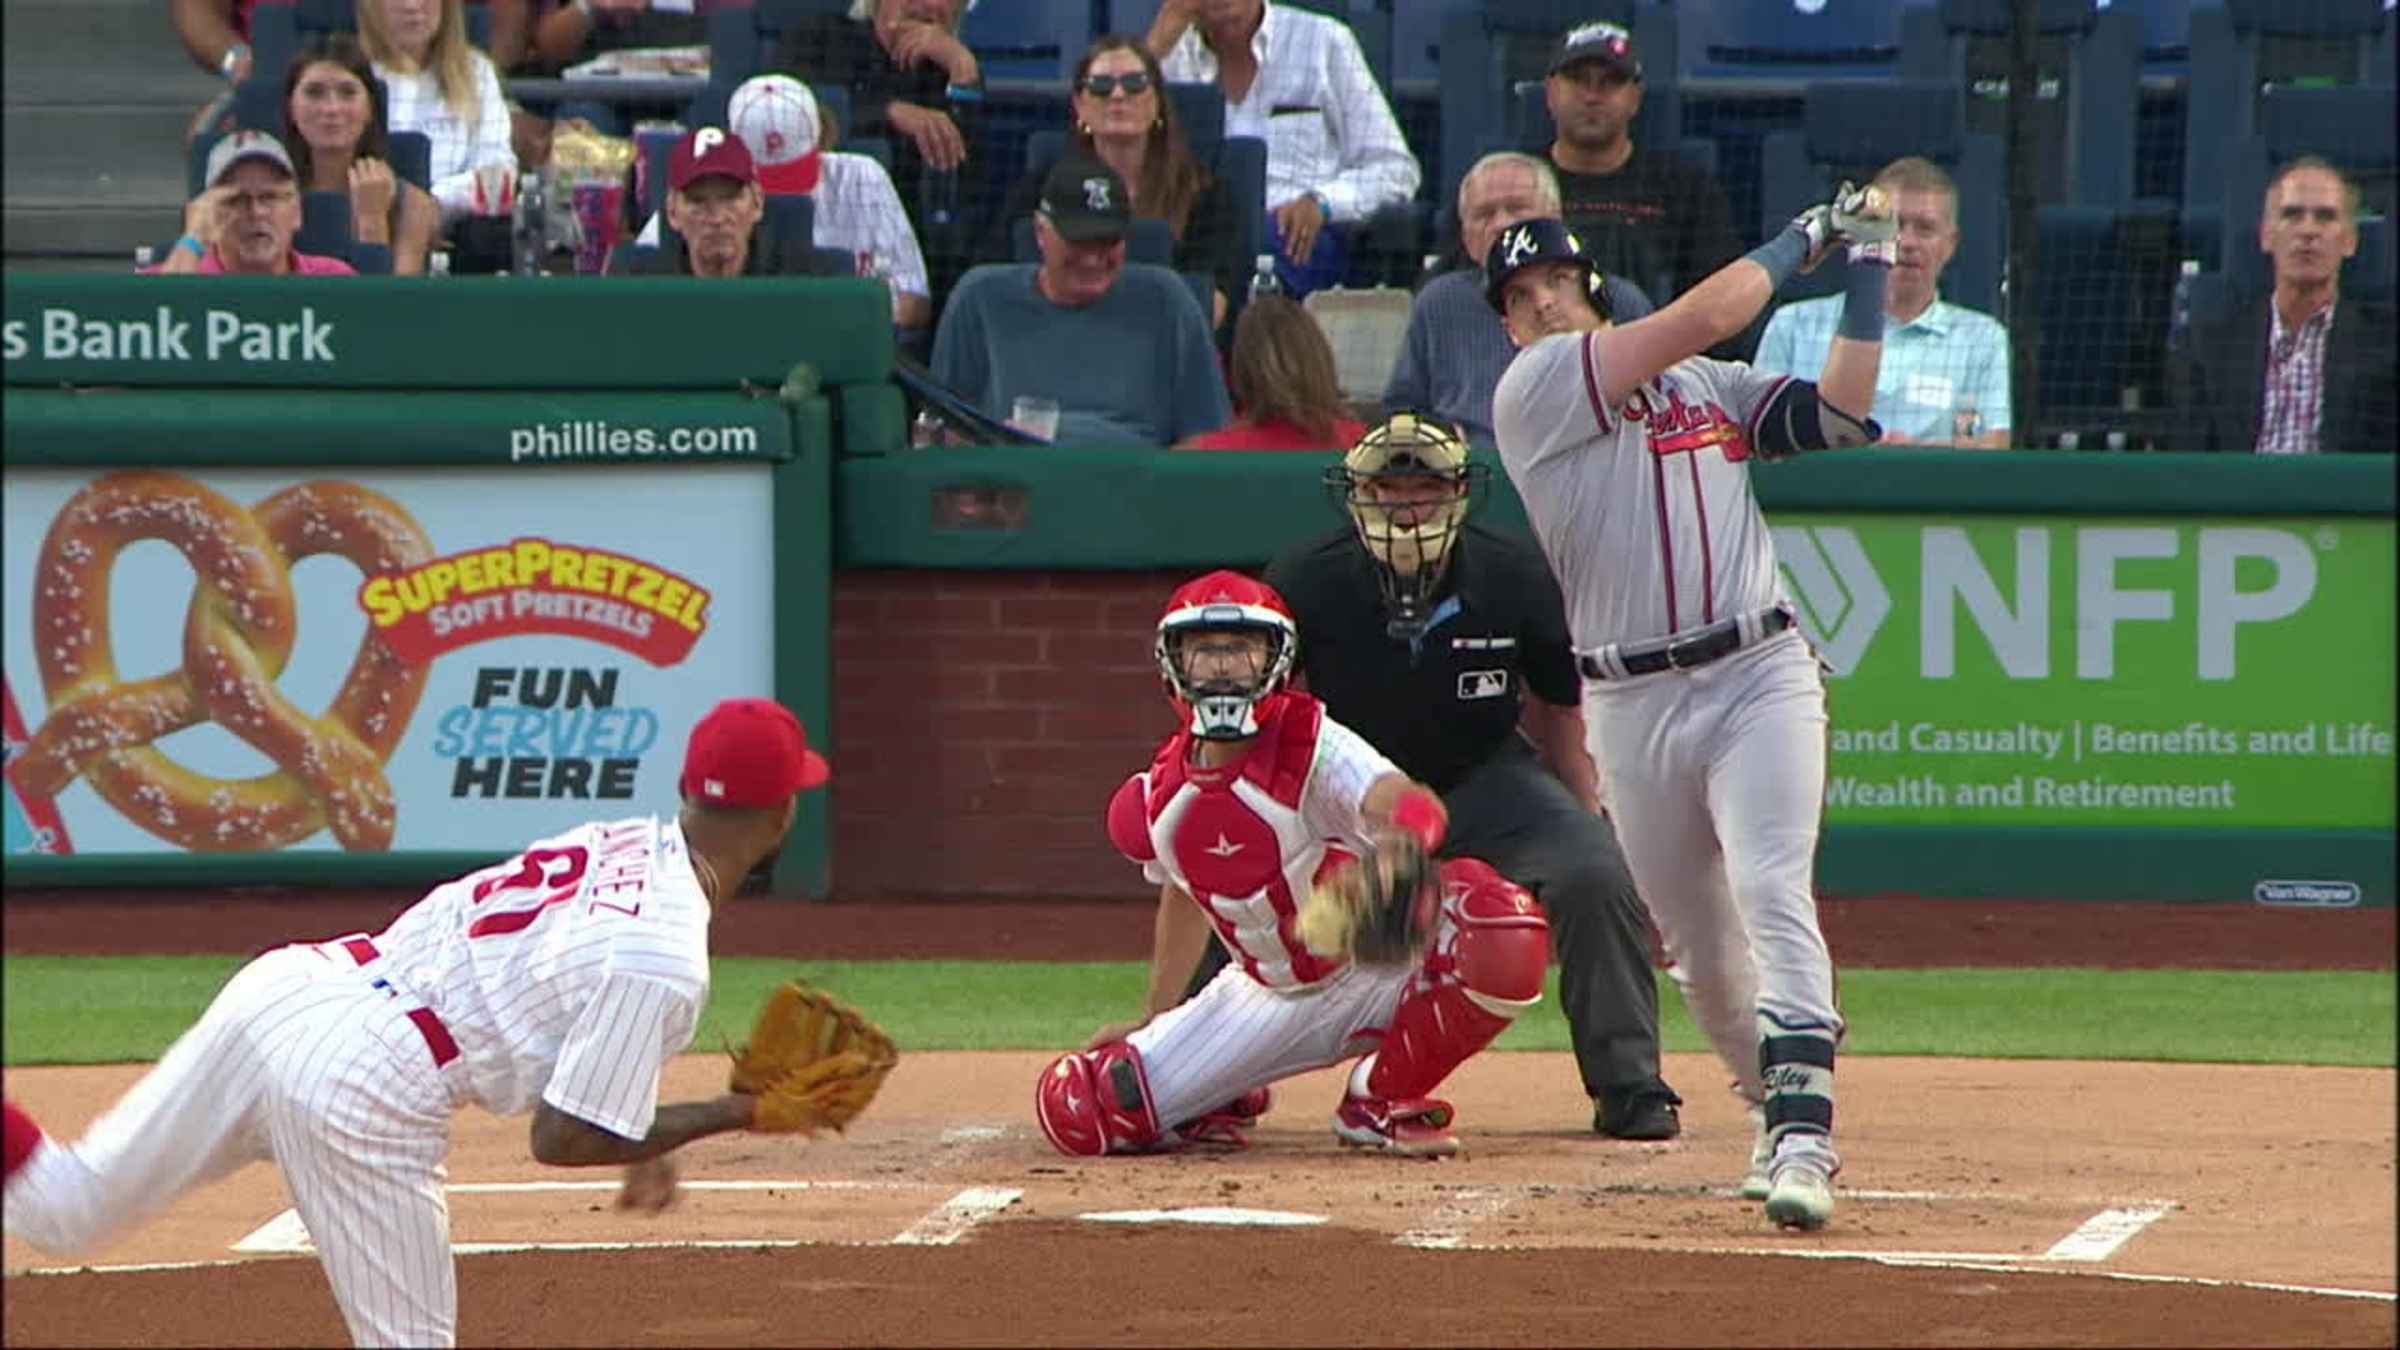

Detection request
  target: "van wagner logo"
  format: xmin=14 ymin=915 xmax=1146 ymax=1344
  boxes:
xmin=1771 ymin=525 xmax=1889 ymax=676
xmin=2252 ymin=879 xmax=2362 ymax=908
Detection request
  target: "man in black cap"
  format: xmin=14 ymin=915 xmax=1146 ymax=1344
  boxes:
xmin=932 ymin=154 xmax=1231 ymax=445
xmin=1539 ymin=19 xmax=1744 ymax=354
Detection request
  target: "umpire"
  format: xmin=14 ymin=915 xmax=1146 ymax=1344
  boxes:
xmin=1179 ymin=413 xmax=1681 ymax=1139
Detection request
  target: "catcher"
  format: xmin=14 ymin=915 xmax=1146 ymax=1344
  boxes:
xmin=4 ymin=697 xmax=894 ymax=1348
xmin=1035 ymin=571 xmax=1550 ymax=1159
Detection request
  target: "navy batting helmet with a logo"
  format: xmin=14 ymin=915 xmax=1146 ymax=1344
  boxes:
xmin=1483 ymin=218 xmax=1611 ymax=320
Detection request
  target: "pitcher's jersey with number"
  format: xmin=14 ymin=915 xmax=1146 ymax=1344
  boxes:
xmin=1492 ymin=330 xmax=1797 ymax=650
xmin=364 ymin=815 xmax=713 ymax=1139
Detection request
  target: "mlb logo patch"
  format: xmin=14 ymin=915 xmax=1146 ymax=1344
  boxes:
xmin=1457 ymin=670 xmax=1509 ymax=700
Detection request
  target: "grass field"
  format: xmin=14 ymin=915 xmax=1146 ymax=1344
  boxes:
xmin=3 ymin=956 xmax=2392 ymax=1069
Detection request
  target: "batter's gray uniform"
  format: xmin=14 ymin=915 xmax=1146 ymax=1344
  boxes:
xmin=1490 ymin=331 xmax=1845 ymax=1175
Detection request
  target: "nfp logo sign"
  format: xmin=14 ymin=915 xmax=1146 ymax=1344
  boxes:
xmin=1771 ymin=523 xmax=2329 ymax=680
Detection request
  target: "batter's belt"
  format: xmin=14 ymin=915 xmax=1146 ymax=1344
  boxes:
xmin=1577 ymin=605 xmax=1796 ymax=681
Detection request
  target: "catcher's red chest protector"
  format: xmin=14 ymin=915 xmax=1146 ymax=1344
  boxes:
xmin=1106 ymin=693 xmax=1349 ymax=989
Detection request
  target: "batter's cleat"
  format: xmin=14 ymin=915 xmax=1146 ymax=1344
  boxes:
xmin=1738 ymin=1106 xmax=1775 ymax=1200
xmin=1594 ymin=1087 xmax=1683 ymax=1140
xmin=1172 ymin=1087 xmax=1275 ymax=1150
xmin=1333 ymin=1095 xmax=1460 ymax=1158
xmin=1764 ymin=1149 xmax=1839 ymax=1231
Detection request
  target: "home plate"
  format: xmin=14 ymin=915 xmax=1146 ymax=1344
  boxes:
xmin=1078 ymin=1207 xmax=1328 ymax=1227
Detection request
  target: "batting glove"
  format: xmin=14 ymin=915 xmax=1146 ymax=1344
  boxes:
xmin=1829 ymin=181 xmax=1899 ymax=247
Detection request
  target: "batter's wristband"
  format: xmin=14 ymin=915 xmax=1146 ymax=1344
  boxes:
xmin=1838 ymin=258 xmax=1890 ymax=342
xmin=1744 ymin=229 xmax=1809 ymax=292
xmin=1390 ymin=789 xmax=1446 ymax=853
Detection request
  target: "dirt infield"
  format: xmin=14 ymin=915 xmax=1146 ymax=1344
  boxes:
xmin=3 ymin=894 xmax=2395 ymax=1346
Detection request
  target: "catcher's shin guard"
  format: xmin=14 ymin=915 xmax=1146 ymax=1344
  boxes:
xmin=1035 ymin=1041 xmax=1168 ymax=1157
xmin=1362 ymin=860 xmax=1549 ymax=1101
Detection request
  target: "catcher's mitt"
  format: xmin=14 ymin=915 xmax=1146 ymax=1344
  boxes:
xmin=1296 ymin=833 xmax=1439 ymax=967
xmin=728 ymin=981 xmax=899 ymax=1136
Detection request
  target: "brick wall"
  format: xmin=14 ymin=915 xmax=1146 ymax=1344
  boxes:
xmin=829 ymin=569 xmax=1197 ymax=898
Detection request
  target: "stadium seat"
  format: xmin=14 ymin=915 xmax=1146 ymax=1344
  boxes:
xmin=1302 ymin=285 xmax=1414 ymax=405
xmin=2184 ymin=1 xmax=2396 ymax=217
xmin=388 ymin=130 xmax=433 ymax=193
xmin=2130 ymin=0 xmax=2198 ymax=70
xmin=709 ymin=0 xmax=846 ymax=88
xmin=297 ymin=188 xmax=352 ymax=255
xmin=765 ymin=193 xmax=816 ymax=246
xmin=2033 ymin=204 xmax=2144 ymax=435
xmin=1899 ymin=0 xmax=2143 ymax=208
xmin=960 ymin=0 xmax=1091 ymax=84
xmin=1755 ymin=81 xmax=2004 ymax=312
xmin=1675 ymin=0 xmax=1913 ymax=82
xmin=1436 ymin=0 xmax=1679 ymax=202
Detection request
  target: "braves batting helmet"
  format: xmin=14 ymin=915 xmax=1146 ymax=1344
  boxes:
xmin=1155 ymin=570 xmax=1299 ymax=740
xmin=1483 ymin=218 xmax=1612 ymax=321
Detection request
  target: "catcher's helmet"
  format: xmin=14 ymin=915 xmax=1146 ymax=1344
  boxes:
xmin=1483 ymin=218 xmax=1612 ymax=320
xmin=1324 ymin=414 xmax=1488 ymax=638
xmin=1155 ymin=570 xmax=1299 ymax=740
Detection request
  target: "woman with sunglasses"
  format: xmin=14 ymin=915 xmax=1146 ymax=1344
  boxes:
xmin=981 ymin=35 xmax=1243 ymax=330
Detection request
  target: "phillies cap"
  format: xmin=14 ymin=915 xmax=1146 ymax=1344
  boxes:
xmin=1549 ymin=19 xmax=1642 ymax=81
xmin=670 ymin=126 xmax=757 ymax=191
xmin=205 ymin=129 xmax=298 ymax=187
xmin=729 ymin=74 xmax=823 ymax=195
xmin=680 ymin=698 xmax=830 ymax=807
xmin=1037 ymin=153 xmax=1131 ymax=242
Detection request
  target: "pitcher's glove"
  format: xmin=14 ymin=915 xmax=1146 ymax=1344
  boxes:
xmin=1297 ymin=833 xmax=1440 ymax=967
xmin=728 ymin=981 xmax=899 ymax=1136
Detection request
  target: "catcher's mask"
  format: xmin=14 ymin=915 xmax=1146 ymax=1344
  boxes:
xmin=1325 ymin=414 xmax=1487 ymax=639
xmin=1482 ymin=218 xmax=1612 ymax=321
xmin=1155 ymin=570 xmax=1298 ymax=741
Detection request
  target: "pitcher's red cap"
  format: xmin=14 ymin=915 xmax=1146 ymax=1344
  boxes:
xmin=680 ymin=698 xmax=829 ymax=806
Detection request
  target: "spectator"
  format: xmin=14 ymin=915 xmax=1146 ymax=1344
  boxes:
xmin=282 ymin=36 xmax=443 ymax=276
xmin=170 ymin=0 xmax=258 ymax=143
xmin=360 ymin=0 xmax=518 ymax=225
xmin=483 ymin=0 xmax=537 ymax=73
xmin=1147 ymin=0 xmax=1420 ymax=298
xmin=526 ymin=0 xmax=709 ymax=134
xmin=1385 ymin=153 xmax=1653 ymax=445
xmin=1538 ymin=20 xmax=1740 ymax=344
xmin=146 ymin=132 xmax=360 ymax=276
xmin=1180 ymin=296 xmax=1366 ymax=449
xmin=1756 ymin=157 xmax=2010 ymax=448
xmin=630 ymin=76 xmax=931 ymax=327
xmin=2173 ymin=156 xmax=2398 ymax=454
xmin=609 ymin=127 xmax=841 ymax=278
xmin=933 ymin=156 xmax=1231 ymax=446
xmin=773 ymin=0 xmax=983 ymax=193
xmin=982 ymin=36 xmax=1245 ymax=330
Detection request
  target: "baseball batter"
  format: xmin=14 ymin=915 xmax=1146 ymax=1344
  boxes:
xmin=2 ymin=698 xmax=830 ymax=1346
xmin=1482 ymin=199 xmax=1897 ymax=1230
xmin=1035 ymin=571 xmax=1552 ymax=1159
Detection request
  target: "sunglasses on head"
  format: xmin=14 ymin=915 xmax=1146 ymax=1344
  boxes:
xmin=1079 ymin=72 xmax=1153 ymax=97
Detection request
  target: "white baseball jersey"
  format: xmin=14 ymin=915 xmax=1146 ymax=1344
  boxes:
xmin=1490 ymin=331 xmax=1796 ymax=650
xmin=3 ymin=814 xmax=711 ymax=1348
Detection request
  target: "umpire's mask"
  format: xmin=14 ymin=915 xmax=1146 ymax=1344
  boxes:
xmin=1326 ymin=414 xmax=1486 ymax=640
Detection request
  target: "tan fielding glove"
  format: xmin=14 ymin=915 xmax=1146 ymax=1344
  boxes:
xmin=729 ymin=981 xmax=900 ymax=1135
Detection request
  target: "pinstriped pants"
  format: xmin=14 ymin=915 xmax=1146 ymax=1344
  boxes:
xmin=4 ymin=945 xmax=463 ymax=1347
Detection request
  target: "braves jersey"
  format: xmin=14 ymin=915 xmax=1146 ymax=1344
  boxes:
xmin=1109 ymin=693 xmax=1398 ymax=990
xmin=362 ymin=815 xmax=713 ymax=1140
xmin=1491 ymin=330 xmax=1795 ymax=650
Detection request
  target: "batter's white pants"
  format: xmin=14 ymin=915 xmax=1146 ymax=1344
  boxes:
xmin=4 ymin=944 xmax=465 ymax=1347
xmin=1129 ymin=956 xmax=1421 ymax=1130
xmin=1581 ymin=631 xmax=1845 ymax=1103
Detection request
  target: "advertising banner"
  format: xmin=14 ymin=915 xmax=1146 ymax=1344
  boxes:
xmin=1773 ymin=513 xmax=2396 ymax=830
xmin=3 ymin=464 xmax=774 ymax=857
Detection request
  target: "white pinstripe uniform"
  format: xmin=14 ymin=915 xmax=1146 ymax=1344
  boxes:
xmin=3 ymin=815 xmax=712 ymax=1348
xmin=1117 ymin=695 xmax=1455 ymax=1129
xmin=1491 ymin=331 xmax=1846 ymax=1165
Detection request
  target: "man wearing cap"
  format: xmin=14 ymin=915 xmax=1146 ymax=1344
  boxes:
xmin=632 ymin=76 xmax=932 ymax=327
xmin=146 ymin=130 xmax=362 ymax=277
xmin=932 ymin=154 xmax=1231 ymax=445
xmin=1386 ymin=152 xmax=1653 ymax=446
xmin=1538 ymin=20 xmax=1742 ymax=352
xmin=5 ymin=697 xmax=834 ymax=1348
xmin=1170 ymin=412 xmax=1684 ymax=1141
xmin=610 ymin=126 xmax=842 ymax=279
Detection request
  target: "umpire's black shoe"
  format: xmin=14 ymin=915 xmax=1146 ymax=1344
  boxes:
xmin=1595 ymin=1087 xmax=1684 ymax=1141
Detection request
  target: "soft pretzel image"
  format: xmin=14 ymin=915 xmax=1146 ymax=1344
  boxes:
xmin=16 ymin=470 xmax=435 ymax=851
